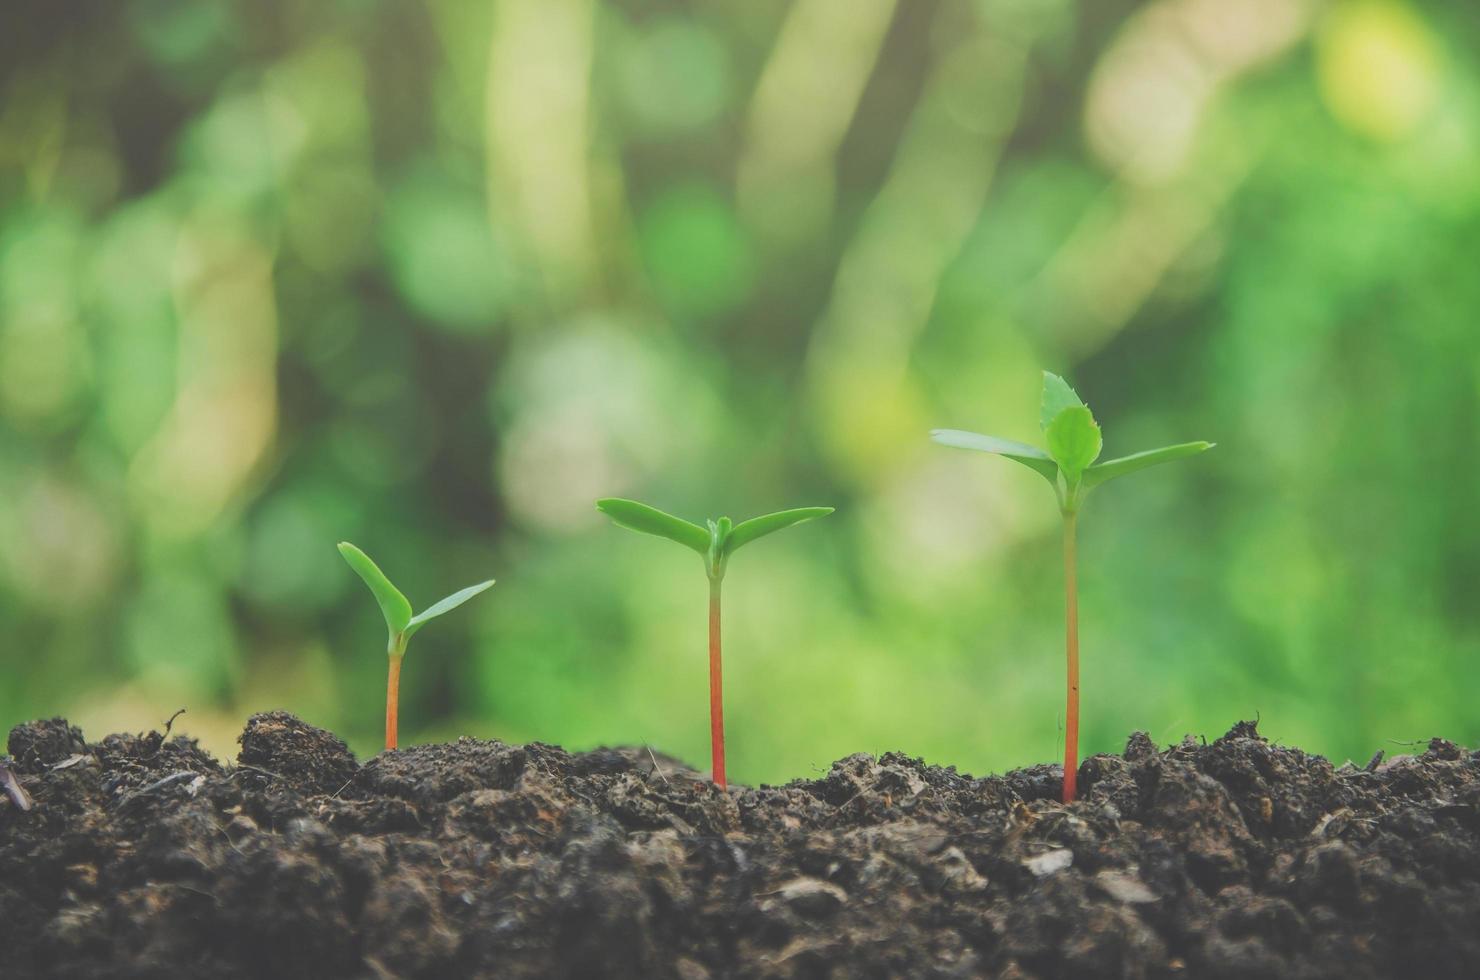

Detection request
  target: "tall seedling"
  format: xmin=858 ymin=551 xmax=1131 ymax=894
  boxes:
xmin=933 ymin=373 xmax=1212 ymax=802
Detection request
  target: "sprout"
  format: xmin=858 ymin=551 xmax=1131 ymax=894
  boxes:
xmin=338 ymin=542 xmax=495 ymax=751
xmin=933 ymin=372 xmax=1213 ymax=802
xmin=595 ymin=499 xmax=834 ymax=788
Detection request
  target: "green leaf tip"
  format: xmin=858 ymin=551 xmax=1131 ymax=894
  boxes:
xmin=727 ymin=506 xmax=834 ymax=553
xmin=929 ymin=429 xmax=1058 ymax=482
xmin=1040 ymin=372 xmax=1086 ymax=431
xmin=1083 ymin=440 xmax=1214 ymax=488
xmin=596 ymin=498 xmax=711 ymax=554
xmin=338 ymin=541 xmax=412 ymax=635
xmin=406 ymin=579 xmax=496 ymax=637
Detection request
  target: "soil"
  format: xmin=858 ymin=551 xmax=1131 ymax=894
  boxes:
xmin=1 ymin=713 xmax=1477 ymax=979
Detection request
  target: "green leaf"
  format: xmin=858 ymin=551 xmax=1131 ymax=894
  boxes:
xmin=405 ymin=579 xmax=496 ymax=638
xmin=1083 ymin=441 xmax=1215 ymax=489
xmin=596 ymin=498 xmax=710 ymax=554
xmin=929 ymin=430 xmax=1050 ymax=461
xmin=1040 ymin=372 xmax=1086 ymax=431
xmin=338 ymin=542 xmax=412 ymax=635
xmin=929 ymin=429 xmax=1059 ymax=482
xmin=1045 ymin=406 xmax=1102 ymax=480
xmin=727 ymin=507 xmax=834 ymax=553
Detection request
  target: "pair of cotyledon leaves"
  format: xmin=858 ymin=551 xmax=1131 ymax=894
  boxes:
xmin=338 ymin=542 xmax=495 ymax=652
xmin=596 ymin=499 xmax=833 ymax=578
xmin=932 ymin=372 xmax=1213 ymax=511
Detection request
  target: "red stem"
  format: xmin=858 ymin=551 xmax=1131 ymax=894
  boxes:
xmin=386 ymin=655 xmax=402 ymax=751
xmin=1062 ymin=512 xmax=1080 ymax=803
xmin=708 ymin=578 xmax=726 ymax=789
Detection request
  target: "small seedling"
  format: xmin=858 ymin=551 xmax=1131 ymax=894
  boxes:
xmin=595 ymin=498 xmax=834 ymax=789
xmin=932 ymin=372 xmax=1212 ymax=803
xmin=338 ymin=542 xmax=495 ymax=751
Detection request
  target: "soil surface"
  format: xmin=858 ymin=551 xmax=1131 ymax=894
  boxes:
xmin=2 ymin=713 xmax=1477 ymax=979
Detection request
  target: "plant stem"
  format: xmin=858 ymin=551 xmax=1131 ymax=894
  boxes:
xmin=1062 ymin=510 xmax=1080 ymax=803
xmin=386 ymin=651 xmax=403 ymax=751
xmin=708 ymin=576 xmax=726 ymax=789
xmin=384 ymin=632 xmax=411 ymax=751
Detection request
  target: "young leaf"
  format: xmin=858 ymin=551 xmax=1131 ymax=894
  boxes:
xmin=1083 ymin=441 xmax=1215 ymax=488
xmin=596 ymin=498 xmax=710 ymax=554
xmin=1045 ymin=406 xmax=1102 ymax=480
xmin=727 ymin=507 xmax=834 ymax=553
xmin=405 ymin=579 xmax=497 ymax=637
xmin=929 ymin=429 xmax=1058 ymax=482
xmin=338 ymin=542 xmax=413 ymax=635
xmin=1040 ymin=372 xmax=1086 ymax=431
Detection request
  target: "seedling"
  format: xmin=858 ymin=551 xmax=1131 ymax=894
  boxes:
xmin=595 ymin=499 xmax=834 ymax=789
xmin=338 ymin=542 xmax=495 ymax=751
xmin=932 ymin=372 xmax=1212 ymax=803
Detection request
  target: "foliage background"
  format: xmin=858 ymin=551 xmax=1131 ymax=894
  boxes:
xmin=1 ymin=0 xmax=1476 ymax=782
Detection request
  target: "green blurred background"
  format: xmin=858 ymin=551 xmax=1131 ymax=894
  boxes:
xmin=1 ymin=0 xmax=1476 ymax=783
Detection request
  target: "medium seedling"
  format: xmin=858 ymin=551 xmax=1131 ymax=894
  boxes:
xmin=932 ymin=372 xmax=1212 ymax=803
xmin=338 ymin=542 xmax=495 ymax=751
xmin=595 ymin=499 xmax=834 ymax=789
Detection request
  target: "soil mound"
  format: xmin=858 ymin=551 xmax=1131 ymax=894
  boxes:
xmin=2 ymin=714 xmax=1476 ymax=978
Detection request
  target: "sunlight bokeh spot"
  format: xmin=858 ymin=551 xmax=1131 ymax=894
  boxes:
xmin=1317 ymin=0 xmax=1443 ymax=142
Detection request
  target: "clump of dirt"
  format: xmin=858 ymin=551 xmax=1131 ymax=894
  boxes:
xmin=1 ymin=714 xmax=1477 ymax=979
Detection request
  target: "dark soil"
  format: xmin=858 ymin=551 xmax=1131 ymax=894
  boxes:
xmin=2 ymin=713 xmax=1478 ymax=979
